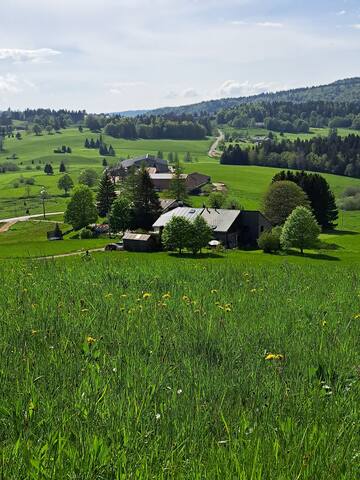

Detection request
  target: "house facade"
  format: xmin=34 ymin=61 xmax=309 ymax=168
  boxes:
xmin=153 ymin=207 xmax=272 ymax=248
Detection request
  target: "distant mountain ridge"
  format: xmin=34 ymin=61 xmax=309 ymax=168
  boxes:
xmin=116 ymin=77 xmax=360 ymax=117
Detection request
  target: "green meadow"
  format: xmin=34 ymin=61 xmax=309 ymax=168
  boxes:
xmin=1 ymin=128 xmax=360 ymax=260
xmin=0 ymin=255 xmax=359 ymax=478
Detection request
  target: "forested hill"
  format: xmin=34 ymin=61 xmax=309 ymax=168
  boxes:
xmin=145 ymin=78 xmax=360 ymax=116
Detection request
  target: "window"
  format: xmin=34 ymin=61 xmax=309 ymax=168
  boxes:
xmin=260 ymin=226 xmax=264 ymax=232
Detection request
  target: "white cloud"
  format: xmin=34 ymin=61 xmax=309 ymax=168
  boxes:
xmin=0 ymin=48 xmax=61 ymax=63
xmin=182 ymin=88 xmax=199 ymax=98
xmin=255 ymin=22 xmax=284 ymax=28
xmin=217 ymin=80 xmax=287 ymax=98
xmin=107 ymin=81 xmax=146 ymax=94
xmin=336 ymin=10 xmax=346 ymax=16
xmin=230 ymin=20 xmax=284 ymax=28
xmin=0 ymin=74 xmax=21 ymax=94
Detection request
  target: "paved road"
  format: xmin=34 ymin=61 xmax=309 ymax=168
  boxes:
xmin=208 ymin=130 xmax=225 ymax=158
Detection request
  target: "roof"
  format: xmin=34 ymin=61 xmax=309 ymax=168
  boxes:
xmin=160 ymin=198 xmax=178 ymax=211
xmin=121 ymin=154 xmax=169 ymax=169
xmin=150 ymin=173 xmax=187 ymax=180
xmin=123 ymin=232 xmax=153 ymax=242
xmin=153 ymin=207 xmax=241 ymax=233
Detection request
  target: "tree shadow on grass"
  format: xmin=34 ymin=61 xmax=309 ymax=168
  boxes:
xmin=285 ymin=250 xmax=340 ymax=261
xmin=168 ymin=252 xmax=224 ymax=260
xmin=324 ymin=229 xmax=359 ymax=236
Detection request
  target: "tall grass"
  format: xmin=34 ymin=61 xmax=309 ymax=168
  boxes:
xmin=0 ymin=255 xmax=359 ymax=478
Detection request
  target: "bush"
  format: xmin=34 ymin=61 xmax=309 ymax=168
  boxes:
xmin=79 ymin=228 xmax=94 ymax=239
xmin=339 ymin=194 xmax=360 ymax=211
xmin=25 ymin=177 xmax=35 ymax=185
xmin=258 ymin=228 xmax=281 ymax=253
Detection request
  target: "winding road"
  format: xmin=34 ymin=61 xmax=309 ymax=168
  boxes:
xmin=208 ymin=129 xmax=225 ymax=158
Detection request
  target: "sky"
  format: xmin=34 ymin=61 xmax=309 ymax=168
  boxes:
xmin=0 ymin=0 xmax=360 ymax=113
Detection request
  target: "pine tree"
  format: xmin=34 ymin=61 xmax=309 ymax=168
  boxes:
xmin=59 ymin=161 xmax=66 ymax=173
xmin=169 ymin=160 xmax=188 ymax=202
xmin=84 ymin=138 xmax=90 ymax=148
xmin=96 ymin=172 xmax=117 ymax=217
xmin=132 ymin=166 xmax=162 ymax=229
xmin=108 ymin=145 xmax=115 ymax=156
xmin=102 ymin=158 xmax=108 ymax=167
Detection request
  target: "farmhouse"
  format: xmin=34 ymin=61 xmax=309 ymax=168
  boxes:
xmin=109 ymin=154 xmax=170 ymax=176
xmin=153 ymin=207 xmax=271 ymax=248
xmin=150 ymin=172 xmax=211 ymax=194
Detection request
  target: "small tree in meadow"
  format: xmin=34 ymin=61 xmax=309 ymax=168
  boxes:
xmin=109 ymin=196 xmax=132 ymax=234
xmin=78 ymin=169 xmax=98 ymax=187
xmin=280 ymin=206 xmax=321 ymax=254
xmin=188 ymin=216 xmax=213 ymax=254
xmin=208 ymin=192 xmax=226 ymax=209
xmin=58 ymin=174 xmax=74 ymax=196
xmin=59 ymin=161 xmax=66 ymax=173
xmin=162 ymin=216 xmax=193 ymax=254
xmin=64 ymin=185 xmax=98 ymax=230
xmin=263 ymin=181 xmax=310 ymax=226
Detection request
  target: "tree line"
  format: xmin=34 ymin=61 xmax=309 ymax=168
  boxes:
xmin=221 ymin=130 xmax=360 ymax=177
xmin=216 ymin=100 xmax=360 ymax=133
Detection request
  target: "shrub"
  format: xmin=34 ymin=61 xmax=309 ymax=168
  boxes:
xmin=79 ymin=228 xmax=94 ymax=239
xmin=338 ymin=194 xmax=360 ymax=211
xmin=25 ymin=177 xmax=35 ymax=185
xmin=258 ymin=228 xmax=281 ymax=253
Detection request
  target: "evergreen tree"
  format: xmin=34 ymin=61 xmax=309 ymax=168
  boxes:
xmin=44 ymin=163 xmax=54 ymax=175
xmin=169 ymin=160 xmax=188 ymax=202
xmin=84 ymin=138 xmax=90 ymax=148
xmin=157 ymin=151 xmax=163 ymax=159
xmin=131 ymin=166 xmax=162 ymax=229
xmin=108 ymin=145 xmax=115 ymax=156
xmin=59 ymin=161 xmax=66 ymax=173
xmin=281 ymin=206 xmax=321 ymax=254
xmin=96 ymin=172 xmax=117 ymax=217
xmin=102 ymin=158 xmax=108 ymax=167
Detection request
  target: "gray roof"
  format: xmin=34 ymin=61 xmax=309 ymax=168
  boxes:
xmin=153 ymin=207 xmax=241 ymax=233
xmin=123 ymin=232 xmax=152 ymax=241
xmin=150 ymin=173 xmax=187 ymax=180
xmin=121 ymin=154 xmax=169 ymax=169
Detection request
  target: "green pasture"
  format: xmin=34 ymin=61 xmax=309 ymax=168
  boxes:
xmin=0 ymin=256 xmax=359 ymax=478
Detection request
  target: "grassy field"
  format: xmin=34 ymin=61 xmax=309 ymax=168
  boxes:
xmin=0 ymin=255 xmax=359 ymax=478
xmin=1 ymin=127 xmax=360 ymax=260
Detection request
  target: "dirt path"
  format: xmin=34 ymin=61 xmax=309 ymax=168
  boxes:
xmin=37 ymin=248 xmax=105 ymax=260
xmin=0 ymin=220 xmax=17 ymax=233
xmin=0 ymin=212 xmax=64 ymax=235
xmin=208 ymin=129 xmax=225 ymax=158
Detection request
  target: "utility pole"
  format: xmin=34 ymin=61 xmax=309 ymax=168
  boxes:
xmin=40 ymin=188 xmax=47 ymax=220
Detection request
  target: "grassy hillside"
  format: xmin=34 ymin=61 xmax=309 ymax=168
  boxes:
xmin=1 ymin=255 xmax=359 ymax=478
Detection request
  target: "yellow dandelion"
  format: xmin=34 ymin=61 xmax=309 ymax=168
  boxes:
xmin=86 ymin=336 xmax=96 ymax=345
xmin=182 ymin=295 xmax=190 ymax=302
xmin=31 ymin=329 xmax=38 ymax=336
xmin=104 ymin=293 xmax=113 ymax=299
xmin=354 ymin=313 xmax=360 ymax=320
xmin=211 ymin=289 xmax=218 ymax=294
xmin=31 ymin=303 xmax=37 ymax=309
xmin=265 ymin=353 xmax=284 ymax=361
xmin=225 ymin=307 xmax=232 ymax=313
xmin=143 ymin=292 xmax=151 ymax=300
xmin=162 ymin=292 xmax=171 ymax=300
xmin=322 ymin=320 xmax=327 ymax=327
xmin=23 ymin=288 xmax=28 ymax=293
xmin=250 ymin=289 xmax=257 ymax=293
xmin=121 ymin=294 xmax=127 ymax=298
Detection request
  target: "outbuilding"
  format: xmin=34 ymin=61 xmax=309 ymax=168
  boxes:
xmin=122 ymin=232 xmax=160 ymax=252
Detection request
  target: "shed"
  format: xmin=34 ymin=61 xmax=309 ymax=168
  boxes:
xmin=122 ymin=232 xmax=160 ymax=252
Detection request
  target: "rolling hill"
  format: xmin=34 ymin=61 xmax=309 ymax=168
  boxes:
xmin=117 ymin=77 xmax=360 ymax=117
